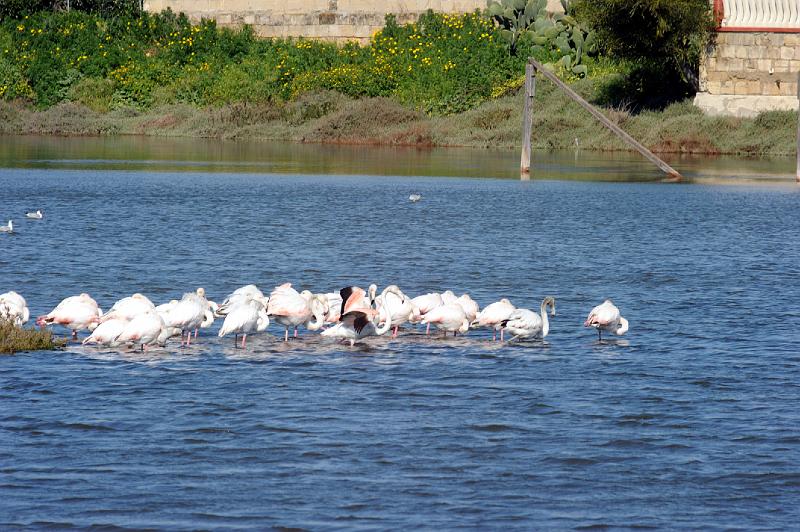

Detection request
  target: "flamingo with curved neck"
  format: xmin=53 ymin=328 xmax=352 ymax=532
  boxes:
xmin=500 ymin=296 xmax=556 ymax=341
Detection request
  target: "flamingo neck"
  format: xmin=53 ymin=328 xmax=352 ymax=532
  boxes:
xmin=375 ymin=297 xmax=392 ymax=335
xmin=540 ymin=302 xmax=550 ymax=338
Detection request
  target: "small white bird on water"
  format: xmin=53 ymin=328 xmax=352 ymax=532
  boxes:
xmin=409 ymin=193 xmax=422 ymax=203
xmin=584 ymin=299 xmax=628 ymax=341
xmin=25 ymin=210 xmax=43 ymax=219
xmin=0 ymin=220 xmax=13 ymax=233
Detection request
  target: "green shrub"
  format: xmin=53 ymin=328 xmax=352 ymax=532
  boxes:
xmin=67 ymin=75 xmax=114 ymax=111
xmin=572 ymin=0 xmax=712 ymax=88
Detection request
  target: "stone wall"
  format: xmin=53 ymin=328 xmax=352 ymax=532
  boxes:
xmin=143 ymin=1 xmax=562 ymax=43
xmin=695 ymin=32 xmax=800 ymax=117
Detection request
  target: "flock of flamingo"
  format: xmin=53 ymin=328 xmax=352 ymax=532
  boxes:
xmin=0 ymin=283 xmax=629 ymax=350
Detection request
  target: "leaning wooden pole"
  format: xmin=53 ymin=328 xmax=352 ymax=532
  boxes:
xmin=527 ymin=58 xmax=683 ymax=182
xmin=520 ymin=61 xmax=535 ymax=178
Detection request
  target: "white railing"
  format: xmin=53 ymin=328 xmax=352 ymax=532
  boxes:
xmin=721 ymin=0 xmax=800 ymax=28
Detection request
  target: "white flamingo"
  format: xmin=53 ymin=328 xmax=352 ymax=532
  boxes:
xmin=376 ymin=285 xmax=415 ymax=338
xmin=409 ymin=292 xmax=444 ymax=334
xmin=472 ymin=298 xmax=516 ymax=341
xmin=420 ymin=303 xmax=470 ymax=336
xmin=501 ymin=296 xmax=556 ymax=341
xmin=585 ymin=299 xmax=629 ymax=341
xmin=321 ymin=287 xmax=392 ymax=346
xmin=116 ymin=310 xmax=166 ymax=351
xmin=217 ymin=299 xmax=270 ymax=348
xmin=82 ymin=318 xmax=127 ymax=347
xmin=160 ymin=292 xmax=207 ymax=346
xmin=0 ymin=291 xmax=30 ymax=326
xmin=101 ymin=293 xmax=155 ymax=323
xmin=37 ymin=293 xmax=102 ymax=339
xmin=217 ymin=285 xmax=268 ymax=316
xmin=456 ymin=293 xmax=479 ymax=323
xmin=267 ymin=283 xmax=326 ymax=341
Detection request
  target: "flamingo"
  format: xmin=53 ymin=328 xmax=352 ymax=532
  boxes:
xmin=500 ymin=296 xmax=556 ymax=341
xmin=0 ymin=220 xmax=13 ymax=233
xmin=0 ymin=291 xmax=30 ymax=326
xmin=267 ymin=283 xmax=326 ymax=341
xmin=37 ymin=293 xmax=103 ymax=339
xmin=376 ymin=285 xmax=415 ymax=338
xmin=321 ymin=287 xmax=392 ymax=346
xmin=160 ymin=292 xmax=207 ymax=346
xmin=193 ymin=287 xmax=218 ymax=338
xmin=25 ymin=210 xmax=43 ymax=219
xmin=456 ymin=293 xmax=479 ymax=323
xmin=217 ymin=299 xmax=270 ymax=348
xmin=82 ymin=317 xmax=127 ymax=347
xmin=409 ymin=292 xmax=444 ymax=334
xmin=409 ymin=194 xmax=422 ymax=202
xmin=585 ymin=299 xmax=629 ymax=341
xmin=116 ymin=310 xmax=166 ymax=351
xmin=472 ymin=298 xmax=516 ymax=341
xmin=322 ymin=291 xmax=343 ymax=324
xmin=154 ymin=300 xmax=184 ymax=346
xmin=100 ymin=293 xmax=155 ymax=323
xmin=420 ymin=303 xmax=470 ymax=337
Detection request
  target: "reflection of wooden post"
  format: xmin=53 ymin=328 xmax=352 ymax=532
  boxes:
xmin=520 ymin=60 xmax=535 ymax=179
xmin=528 ymin=58 xmax=682 ymax=181
xmin=796 ymin=72 xmax=799 ymax=182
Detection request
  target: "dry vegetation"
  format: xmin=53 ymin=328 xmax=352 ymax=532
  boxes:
xmin=1 ymin=74 xmax=795 ymax=156
xmin=0 ymin=320 xmax=66 ymax=354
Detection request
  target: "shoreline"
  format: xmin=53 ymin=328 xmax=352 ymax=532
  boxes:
xmin=2 ymin=82 xmax=798 ymax=159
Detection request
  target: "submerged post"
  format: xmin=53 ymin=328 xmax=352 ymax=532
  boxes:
xmin=520 ymin=60 xmax=535 ymax=179
xmin=527 ymin=58 xmax=683 ymax=182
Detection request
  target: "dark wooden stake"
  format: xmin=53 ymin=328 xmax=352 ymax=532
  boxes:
xmin=527 ymin=58 xmax=683 ymax=182
xmin=520 ymin=61 xmax=536 ymax=178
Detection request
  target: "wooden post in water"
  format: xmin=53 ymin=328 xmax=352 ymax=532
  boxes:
xmin=520 ymin=61 xmax=536 ymax=179
xmin=527 ymin=58 xmax=683 ymax=182
xmin=796 ymin=71 xmax=799 ymax=183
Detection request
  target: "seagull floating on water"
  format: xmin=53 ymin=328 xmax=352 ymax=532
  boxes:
xmin=25 ymin=210 xmax=43 ymax=219
xmin=0 ymin=220 xmax=13 ymax=233
xmin=409 ymin=193 xmax=422 ymax=203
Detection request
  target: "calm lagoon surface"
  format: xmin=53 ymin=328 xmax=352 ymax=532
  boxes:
xmin=1 ymin=137 xmax=799 ymax=529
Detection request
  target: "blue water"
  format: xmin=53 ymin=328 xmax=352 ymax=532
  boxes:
xmin=1 ymin=148 xmax=799 ymax=529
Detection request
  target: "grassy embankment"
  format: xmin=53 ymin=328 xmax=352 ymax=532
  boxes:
xmin=0 ymin=320 xmax=65 ymax=354
xmin=0 ymin=10 xmax=796 ymax=156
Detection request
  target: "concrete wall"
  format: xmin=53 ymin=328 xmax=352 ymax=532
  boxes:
xmin=696 ymin=32 xmax=800 ymax=117
xmin=143 ymin=1 xmax=563 ymax=43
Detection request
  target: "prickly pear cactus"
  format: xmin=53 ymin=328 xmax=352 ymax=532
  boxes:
xmin=487 ymin=0 xmax=596 ymax=77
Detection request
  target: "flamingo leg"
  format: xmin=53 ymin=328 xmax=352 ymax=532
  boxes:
xmin=194 ymin=328 xmax=198 ymax=339
xmin=72 ymin=329 xmax=78 ymax=340
xmin=393 ymin=326 xmax=398 ymax=338
xmin=241 ymin=334 xmax=247 ymax=349
xmin=598 ymin=329 xmax=602 ymax=342
xmin=284 ymin=328 xmax=289 ymax=342
xmin=493 ymin=330 xmax=497 ymax=341
xmin=234 ymin=333 xmax=238 ymax=346
xmin=426 ymin=323 xmax=430 ymax=335
xmin=294 ymin=327 xmax=298 ymax=338
xmin=500 ymin=329 xmax=505 ymax=342
xmin=186 ymin=331 xmax=191 ymax=346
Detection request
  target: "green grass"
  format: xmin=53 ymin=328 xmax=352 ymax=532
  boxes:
xmin=0 ymin=319 xmax=66 ymax=354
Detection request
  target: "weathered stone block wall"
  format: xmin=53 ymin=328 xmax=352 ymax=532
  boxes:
xmin=696 ymin=31 xmax=800 ymax=116
xmin=143 ymin=0 xmax=562 ymax=43
xmin=700 ymin=32 xmax=800 ymax=97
